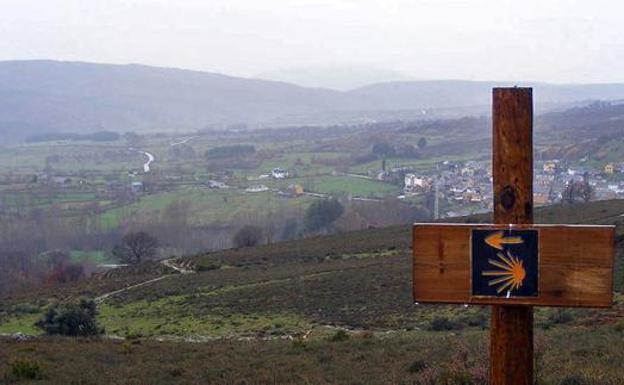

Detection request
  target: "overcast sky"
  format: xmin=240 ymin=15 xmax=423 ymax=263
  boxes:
xmin=1 ymin=0 xmax=623 ymax=84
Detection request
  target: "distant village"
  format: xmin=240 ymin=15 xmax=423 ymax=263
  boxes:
xmin=3 ymin=155 xmax=624 ymax=221
xmin=401 ymin=159 xmax=624 ymax=218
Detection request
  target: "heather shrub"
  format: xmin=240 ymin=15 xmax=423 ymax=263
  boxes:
xmin=408 ymin=359 xmax=428 ymax=373
xmin=10 ymin=357 xmax=43 ymax=380
xmin=429 ymin=316 xmax=456 ymax=331
xmin=559 ymin=374 xmax=587 ymax=385
xmin=329 ymin=329 xmax=350 ymax=342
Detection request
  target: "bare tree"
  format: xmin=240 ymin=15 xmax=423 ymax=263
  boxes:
xmin=233 ymin=225 xmax=263 ymax=248
xmin=304 ymin=199 xmax=344 ymax=233
xmin=112 ymin=231 xmax=159 ymax=264
xmin=562 ymin=180 xmax=593 ymax=204
xmin=43 ymin=250 xmax=85 ymax=284
xmin=160 ymin=200 xmax=192 ymax=250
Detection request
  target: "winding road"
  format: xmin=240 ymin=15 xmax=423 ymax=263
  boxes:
xmin=137 ymin=136 xmax=197 ymax=173
xmin=129 ymin=147 xmax=155 ymax=173
xmin=142 ymin=151 xmax=154 ymax=173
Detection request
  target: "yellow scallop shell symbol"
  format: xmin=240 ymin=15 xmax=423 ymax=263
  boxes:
xmin=482 ymin=250 xmax=526 ymax=294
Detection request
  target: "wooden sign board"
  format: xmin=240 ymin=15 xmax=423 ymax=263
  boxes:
xmin=413 ymin=223 xmax=615 ymax=307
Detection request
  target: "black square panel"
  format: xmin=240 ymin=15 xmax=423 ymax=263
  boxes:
xmin=471 ymin=229 xmax=538 ymax=298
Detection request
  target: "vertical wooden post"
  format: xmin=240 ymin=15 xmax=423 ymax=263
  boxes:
xmin=491 ymin=88 xmax=534 ymax=385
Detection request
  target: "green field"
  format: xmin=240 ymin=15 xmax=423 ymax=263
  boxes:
xmin=70 ymin=250 xmax=108 ymax=264
xmin=258 ymin=152 xmax=341 ymax=176
xmin=349 ymin=154 xmax=483 ymax=174
xmin=0 ymin=141 xmax=141 ymax=173
xmin=96 ymin=187 xmax=314 ymax=229
xmin=283 ymin=175 xmax=400 ymax=197
xmin=0 ymin=135 xmax=413 ymax=234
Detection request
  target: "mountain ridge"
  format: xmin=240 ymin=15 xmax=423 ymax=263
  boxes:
xmin=2 ymin=60 xmax=624 ymax=139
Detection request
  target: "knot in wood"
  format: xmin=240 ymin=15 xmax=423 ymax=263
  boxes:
xmin=499 ymin=185 xmax=516 ymax=210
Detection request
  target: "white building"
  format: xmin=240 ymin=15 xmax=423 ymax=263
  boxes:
xmin=207 ymin=180 xmax=228 ymax=189
xmin=245 ymin=185 xmax=269 ymax=193
xmin=404 ymin=174 xmax=430 ymax=189
xmin=271 ymin=168 xmax=288 ymax=179
xmin=131 ymin=181 xmax=144 ymax=193
xmin=543 ymin=160 xmax=559 ymax=173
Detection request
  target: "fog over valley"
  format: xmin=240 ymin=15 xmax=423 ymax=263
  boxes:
xmin=2 ymin=2 xmax=624 ymax=384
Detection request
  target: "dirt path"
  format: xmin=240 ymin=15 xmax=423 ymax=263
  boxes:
xmin=161 ymin=258 xmax=195 ymax=274
xmin=170 ymin=136 xmax=198 ymax=146
xmin=94 ymin=254 xmax=392 ymax=305
xmin=94 ymin=275 xmax=168 ymax=303
xmin=94 ymin=258 xmax=194 ymax=303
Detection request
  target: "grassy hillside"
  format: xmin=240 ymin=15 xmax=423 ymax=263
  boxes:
xmin=1 ymin=200 xmax=624 ymax=384
xmin=2 ymin=200 xmax=623 ymax=337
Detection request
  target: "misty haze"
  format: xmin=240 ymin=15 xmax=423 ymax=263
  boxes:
xmin=1 ymin=1 xmax=624 ymax=384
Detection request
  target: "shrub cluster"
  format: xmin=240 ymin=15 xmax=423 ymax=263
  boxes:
xmin=328 ymin=329 xmax=350 ymax=342
xmin=10 ymin=358 xmax=43 ymax=380
xmin=429 ymin=316 xmax=457 ymax=331
xmin=35 ymin=298 xmax=104 ymax=337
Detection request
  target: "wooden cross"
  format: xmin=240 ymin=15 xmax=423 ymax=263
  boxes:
xmin=412 ymin=88 xmax=615 ymax=385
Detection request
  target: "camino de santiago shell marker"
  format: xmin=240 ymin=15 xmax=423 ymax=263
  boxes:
xmin=412 ymin=88 xmax=615 ymax=385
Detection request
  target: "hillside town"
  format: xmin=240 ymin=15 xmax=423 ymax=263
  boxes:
xmin=401 ymin=160 xmax=624 ymax=218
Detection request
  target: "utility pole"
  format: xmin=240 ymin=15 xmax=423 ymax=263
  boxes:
xmin=434 ymin=180 xmax=440 ymax=220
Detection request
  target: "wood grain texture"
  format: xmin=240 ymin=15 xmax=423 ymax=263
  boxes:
xmin=491 ymin=305 xmax=533 ymax=385
xmin=491 ymin=87 xmax=534 ymax=385
xmin=412 ymin=224 xmax=614 ymax=307
xmin=411 ymin=88 xmax=615 ymax=385
xmin=413 ymin=224 xmax=615 ymax=307
xmin=492 ymin=87 xmax=533 ymax=225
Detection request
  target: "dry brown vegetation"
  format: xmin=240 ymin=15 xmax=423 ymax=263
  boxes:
xmin=2 ymin=326 xmax=624 ymax=385
xmin=1 ymin=200 xmax=624 ymax=384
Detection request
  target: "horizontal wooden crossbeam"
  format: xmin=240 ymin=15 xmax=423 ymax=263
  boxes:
xmin=413 ymin=223 xmax=615 ymax=307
